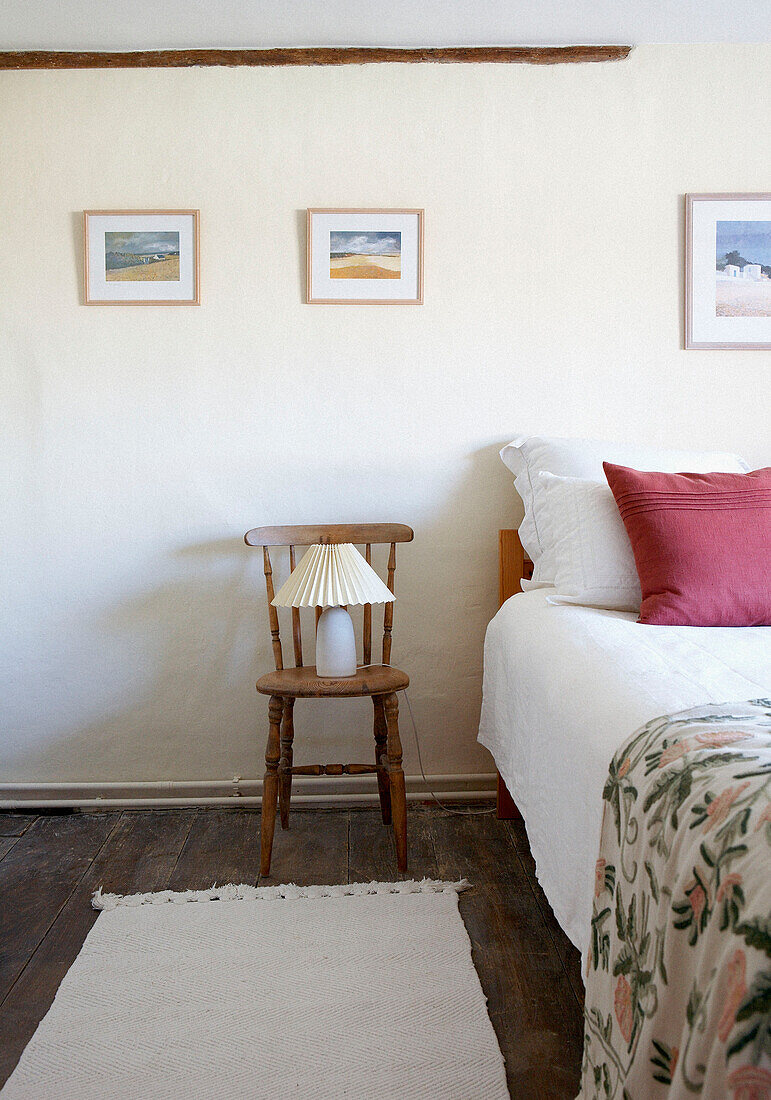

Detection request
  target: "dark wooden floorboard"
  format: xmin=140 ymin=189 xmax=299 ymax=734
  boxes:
xmin=429 ymin=809 xmax=583 ymax=1098
xmin=348 ymin=805 xmax=437 ymax=882
xmin=0 ymin=814 xmax=38 ymax=836
xmin=505 ymin=817 xmax=585 ymax=1006
xmin=259 ymin=808 xmax=348 ymax=886
xmin=0 ymin=837 xmax=20 ymax=861
xmin=168 ymin=808 xmax=260 ymax=890
xmin=429 ymin=806 xmax=523 ymax=884
xmin=0 ymin=809 xmax=196 ymax=1085
xmin=461 ymin=882 xmax=584 ymax=1100
xmin=0 ymin=813 xmax=118 ymax=1003
xmin=0 ymin=804 xmax=584 ymax=1097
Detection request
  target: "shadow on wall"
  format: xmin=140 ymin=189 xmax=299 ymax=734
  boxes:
xmin=10 ymin=441 xmax=522 ymax=783
xmin=295 ymin=209 xmax=306 ymax=302
xmin=71 ymin=212 xmax=84 ymax=306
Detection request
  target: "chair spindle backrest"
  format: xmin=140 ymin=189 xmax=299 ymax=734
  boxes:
xmin=244 ymin=524 xmax=414 ymax=672
xmin=362 ymin=544 xmax=372 ymax=665
xmin=382 ymin=542 xmax=397 ymax=665
xmin=288 ymin=544 xmax=302 ymax=667
xmin=262 ymin=546 xmax=283 ymax=671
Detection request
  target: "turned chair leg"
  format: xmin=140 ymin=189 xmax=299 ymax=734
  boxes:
xmin=260 ymin=695 xmax=283 ymax=875
xmin=373 ymin=695 xmax=392 ymax=825
xmin=384 ymin=692 xmax=408 ymax=872
xmin=278 ymin=699 xmax=295 ymax=830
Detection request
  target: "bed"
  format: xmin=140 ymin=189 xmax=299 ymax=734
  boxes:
xmin=479 ymin=528 xmax=771 ymax=1098
xmin=481 ymin=530 xmax=771 ymax=957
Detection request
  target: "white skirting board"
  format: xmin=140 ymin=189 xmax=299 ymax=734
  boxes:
xmin=0 ymin=772 xmax=496 ymax=810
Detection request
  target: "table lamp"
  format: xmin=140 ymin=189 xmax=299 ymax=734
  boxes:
xmin=271 ymin=543 xmax=395 ymax=677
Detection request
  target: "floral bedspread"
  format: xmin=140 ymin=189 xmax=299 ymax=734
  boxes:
xmin=581 ymin=699 xmax=771 ymax=1100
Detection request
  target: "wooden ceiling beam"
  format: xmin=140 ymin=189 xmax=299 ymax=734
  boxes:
xmin=0 ymin=45 xmax=632 ymax=70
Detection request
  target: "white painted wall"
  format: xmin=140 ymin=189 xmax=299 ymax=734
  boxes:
xmin=2 ymin=0 xmax=770 ymax=49
xmin=2 ymin=46 xmax=769 ymax=792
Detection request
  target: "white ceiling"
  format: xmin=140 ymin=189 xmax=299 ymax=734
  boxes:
xmin=1 ymin=0 xmax=769 ymax=51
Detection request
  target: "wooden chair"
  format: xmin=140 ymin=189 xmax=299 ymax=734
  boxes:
xmin=244 ymin=523 xmax=414 ymax=875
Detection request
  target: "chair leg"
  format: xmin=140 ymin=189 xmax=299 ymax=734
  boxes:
xmin=373 ymin=695 xmax=392 ymax=825
xmin=384 ymin=692 xmax=407 ymax=872
xmin=260 ymin=695 xmax=283 ymax=875
xmin=278 ymin=699 xmax=295 ymax=830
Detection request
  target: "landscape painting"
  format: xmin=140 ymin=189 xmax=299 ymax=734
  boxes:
xmin=329 ymin=231 xmax=401 ymax=279
xmin=105 ymin=231 xmax=180 ymax=281
xmin=715 ymin=220 xmax=771 ymax=317
xmin=84 ymin=210 xmax=199 ymax=304
xmin=307 ymin=209 xmax=422 ymax=304
xmin=686 ymin=194 xmax=771 ymax=348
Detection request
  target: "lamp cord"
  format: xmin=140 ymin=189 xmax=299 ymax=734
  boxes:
xmin=355 ymin=664 xmax=496 ymax=817
xmin=400 ymin=688 xmax=496 ymax=817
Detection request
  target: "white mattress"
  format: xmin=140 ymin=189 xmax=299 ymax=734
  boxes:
xmin=478 ymin=589 xmax=771 ymax=963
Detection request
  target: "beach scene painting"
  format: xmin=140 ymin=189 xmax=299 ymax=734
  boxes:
xmin=329 ymin=231 xmax=401 ymax=279
xmin=306 ymin=209 xmax=422 ymax=303
xmin=84 ymin=210 xmax=199 ymax=304
xmin=715 ymin=221 xmax=771 ymax=316
xmin=105 ymin=231 xmax=180 ymax=281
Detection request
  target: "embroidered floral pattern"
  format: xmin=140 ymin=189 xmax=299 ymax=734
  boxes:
xmin=582 ymin=701 xmax=771 ymax=1098
xmin=595 ymin=858 xmax=607 ymax=899
xmin=696 ymin=730 xmax=753 ymax=748
xmin=728 ymin=1064 xmax=771 ymax=1100
xmin=719 ymin=951 xmax=749 ymax=1043
xmin=704 ymin=782 xmax=752 ymax=832
xmin=659 ymin=740 xmax=689 ymax=767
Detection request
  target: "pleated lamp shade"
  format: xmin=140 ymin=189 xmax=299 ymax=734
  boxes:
xmin=271 ymin=543 xmax=394 ymax=677
xmin=271 ymin=543 xmax=395 ymax=609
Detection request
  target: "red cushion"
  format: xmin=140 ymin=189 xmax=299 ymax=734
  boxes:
xmin=603 ymin=462 xmax=771 ymax=626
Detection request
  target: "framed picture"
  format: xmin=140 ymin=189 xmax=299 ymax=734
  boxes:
xmin=83 ymin=210 xmax=200 ymax=305
xmin=306 ymin=208 xmax=423 ymax=304
xmin=686 ymin=194 xmax=771 ymax=349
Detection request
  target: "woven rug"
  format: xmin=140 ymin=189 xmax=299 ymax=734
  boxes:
xmin=1 ymin=880 xmax=509 ymax=1099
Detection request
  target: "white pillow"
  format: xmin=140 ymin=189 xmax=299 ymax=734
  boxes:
xmin=499 ymin=435 xmax=749 ymax=588
xmin=537 ymin=473 xmax=641 ymax=611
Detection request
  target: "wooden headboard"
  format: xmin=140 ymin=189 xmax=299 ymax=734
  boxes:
xmin=498 ymin=529 xmax=533 ymax=607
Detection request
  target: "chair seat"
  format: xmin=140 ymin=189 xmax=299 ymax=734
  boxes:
xmin=256 ymin=664 xmax=409 ymax=698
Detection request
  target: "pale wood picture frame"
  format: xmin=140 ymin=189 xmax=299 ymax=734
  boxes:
xmin=83 ymin=209 xmax=200 ymax=305
xmin=685 ymin=193 xmax=771 ymax=349
xmin=306 ymin=208 xmax=424 ymax=304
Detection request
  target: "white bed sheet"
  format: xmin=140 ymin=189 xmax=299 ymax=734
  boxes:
xmin=478 ymin=589 xmax=771 ymax=964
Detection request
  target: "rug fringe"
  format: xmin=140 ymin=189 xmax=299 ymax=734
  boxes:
xmin=92 ymin=878 xmax=471 ymax=911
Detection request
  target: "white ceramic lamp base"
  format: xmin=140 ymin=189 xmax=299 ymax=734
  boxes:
xmin=316 ymin=606 xmax=357 ymax=677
